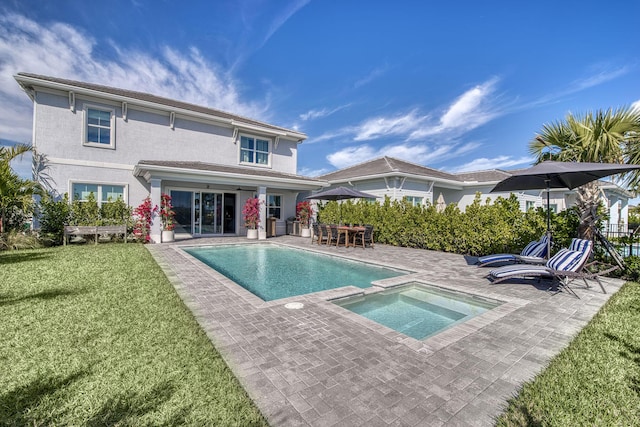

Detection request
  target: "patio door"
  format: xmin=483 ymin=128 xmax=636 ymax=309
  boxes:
xmin=201 ymin=192 xmax=237 ymax=234
xmin=170 ymin=190 xmax=236 ymax=236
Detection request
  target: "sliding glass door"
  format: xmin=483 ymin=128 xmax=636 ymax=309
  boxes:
xmin=170 ymin=190 xmax=236 ymax=235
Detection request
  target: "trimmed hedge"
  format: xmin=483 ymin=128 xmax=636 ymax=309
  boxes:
xmin=317 ymin=193 xmax=580 ymax=256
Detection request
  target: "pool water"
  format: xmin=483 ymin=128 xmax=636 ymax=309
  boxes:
xmin=184 ymin=244 xmax=407 ymax=301
xmin=335 ymin=283 xmax=501 ymax=340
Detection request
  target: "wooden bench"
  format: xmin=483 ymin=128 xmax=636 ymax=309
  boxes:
xmin=63 ymin=225 xmax=127 ymax=246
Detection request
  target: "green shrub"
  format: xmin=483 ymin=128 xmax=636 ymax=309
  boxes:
xmin=0 ymin=230 xmax=42 ymax=250
xmin=38 ymin=194 xmax=72 ymax=245
xmin=70 ymin=192 xmax=100 ymax=225
xmin=317 ymin=193 xmax=550 ymax=256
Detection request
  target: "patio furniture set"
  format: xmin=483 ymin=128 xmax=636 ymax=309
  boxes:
xmin=311 ymin=223 xmax=374 ymax=248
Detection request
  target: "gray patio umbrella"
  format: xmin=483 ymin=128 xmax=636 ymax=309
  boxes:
xmin=305 ymin=186 xmax=377 ymax=223
xmin=491 ymin=160 xmax=640 ymax=256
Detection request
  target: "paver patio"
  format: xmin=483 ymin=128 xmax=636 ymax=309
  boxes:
xmin=147 ymin=236 xmax=623 ymax=426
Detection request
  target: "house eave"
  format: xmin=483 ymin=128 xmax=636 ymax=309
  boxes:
xmin=133 ymin=163 xmax=327 ymax=191
xmin=14 ymin=73 xmax=307 ymax=142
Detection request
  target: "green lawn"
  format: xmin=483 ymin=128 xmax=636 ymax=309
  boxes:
xmin=0 ymin=244 xmax=268 ymax=426
xmin=496 ymin=281 xmax=640 ymax=426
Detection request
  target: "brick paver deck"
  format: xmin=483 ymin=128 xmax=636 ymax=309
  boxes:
xmin=147 ymin=236 xmax=623 ymax=426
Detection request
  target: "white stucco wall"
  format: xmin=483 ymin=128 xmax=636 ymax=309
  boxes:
xmin=32 ymin=88 xmax=299 ymax=208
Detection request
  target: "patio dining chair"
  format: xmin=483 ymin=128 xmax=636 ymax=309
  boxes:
xmin=353 ymin=224 xmax=374 ymax=249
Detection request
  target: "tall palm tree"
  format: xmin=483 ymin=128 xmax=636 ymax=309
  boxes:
xmin=529 ymin=106 xmax=640 ymax=239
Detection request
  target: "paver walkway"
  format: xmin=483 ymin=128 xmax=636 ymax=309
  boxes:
xmin=147 ymin=236 xmax=623 ymax=426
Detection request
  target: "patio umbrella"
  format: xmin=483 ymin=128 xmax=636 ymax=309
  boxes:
xmin=305 ymin=186 xmax=377 ymax=223
xmin=491 ymin=160 xmax=640 ymax=257
xmin=435 ymin=193 xmax=446 ymax=213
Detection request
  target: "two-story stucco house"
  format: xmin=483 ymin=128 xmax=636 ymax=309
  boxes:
xmin=15 ymin=73 xmax=325 ymax=242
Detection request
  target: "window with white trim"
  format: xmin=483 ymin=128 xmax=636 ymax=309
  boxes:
xmin=72 ymin=183 xmax=125 ymax=206
xmin=84 ymin=106 xmax=115 ymax=148
xmin=404 ymin=196 xmax=423 ymax=206
xmin=239 ymin=135 xmax=270 ymax=166
xmin=267 ymin=194 xmax=282 ymax=219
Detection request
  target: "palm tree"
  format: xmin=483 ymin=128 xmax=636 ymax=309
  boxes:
xmin=529 ymin=106 xmax=640 ymax=239
xmin=0 ymin=143 xmax=38 ymax=233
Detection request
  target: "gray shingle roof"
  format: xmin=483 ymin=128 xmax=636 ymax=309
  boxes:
xmin=454 ymin=169 xmax=513 ymax=182
xmin=16 ymin=72 xmax=304 ymax=137
xmin=318 ymin=156 xmax=518 ymax=185
xmin=318 ymin=156 xmax=460 ymax=181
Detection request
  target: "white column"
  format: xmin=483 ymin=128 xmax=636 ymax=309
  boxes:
xmin=150 ymin=178 xmax=162 ymax=243
xmin=258 ymin=186 xmax=267 ymax=240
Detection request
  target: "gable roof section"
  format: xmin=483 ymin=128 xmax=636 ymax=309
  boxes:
xmin=318 ymin=156 xmax=459 ymax=181
xmin=15 ymin=72 xmax=306 ymax=141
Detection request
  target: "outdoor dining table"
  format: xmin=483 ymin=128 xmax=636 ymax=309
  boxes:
xmin=336 ymin=225 xmax=366 ymax=248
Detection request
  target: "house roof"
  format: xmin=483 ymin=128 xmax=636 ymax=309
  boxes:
xmin=15 ymin=72 xmax=306 ymax=141
xmin=134 ymin=160 xmax=326 ymax=190
xmin=317 ymin=156 xmax=512 ymax=188
xmin=454 ymin=169 xmax=513 ymax=183
xmin=318 ymin=156 xmax=460 ymax=182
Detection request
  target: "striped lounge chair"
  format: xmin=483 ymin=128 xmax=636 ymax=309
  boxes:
xmin=487 ymin=238 xmax=615 ymax=297
xmin=477 ymin=235 xmax=549 ymax=267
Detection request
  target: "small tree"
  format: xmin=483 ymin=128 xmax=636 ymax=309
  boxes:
xmin=132 ymin=196 xmax=158 ymax=243
xmin=39 ymin=193 xmax=71 ymax=244
xmin=242 ymin=198 xmax=261 ymax=229
xmin=296 ymin=201 xmax=313 ymax=227
xmin=160 ymin=193 xmax=175 ymax=231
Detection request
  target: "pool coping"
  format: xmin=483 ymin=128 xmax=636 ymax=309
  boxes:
xmin=149 ymin=236 xmax=625 ymax=426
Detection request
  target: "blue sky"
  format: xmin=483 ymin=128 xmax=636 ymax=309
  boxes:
xmin=1 ymin=0 xmax=639 ymax=180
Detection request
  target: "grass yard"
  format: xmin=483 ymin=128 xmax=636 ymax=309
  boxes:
xmin=496 ymin=281 xmax=640 ymax=426
xmin=0 ymin=244 xmax=268 ymax=426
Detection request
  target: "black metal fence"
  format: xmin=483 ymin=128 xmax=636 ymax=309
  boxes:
xmin=604 ymin=223 xmax=640 ymax=257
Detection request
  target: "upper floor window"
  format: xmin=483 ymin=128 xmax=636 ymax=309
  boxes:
xmin=72 ymin=182 xmax=125 ymax=206
xmin=267 ymin=194 xmax=282 ymax=219
xmin=240 ymin=135 xmax=270 ymax=166
xmin=84 ymin=106 xmax=115 ymax=149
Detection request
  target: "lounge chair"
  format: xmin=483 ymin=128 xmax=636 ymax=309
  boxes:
xmin=477 ymin=235 xmax=549 ymax=267
xmin=487 ymin=238 xmax=617 ymax=296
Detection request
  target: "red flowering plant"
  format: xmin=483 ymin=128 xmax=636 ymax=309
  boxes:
xmin=296 ymin=200 xmax=313 ymax=227
xmin=132 ymin=196 xmax=158 ymax=243
xmin=242 ymin=197 xmax=261 ymax=229
xmin=160 ymin=193 xmax=175 ymax=231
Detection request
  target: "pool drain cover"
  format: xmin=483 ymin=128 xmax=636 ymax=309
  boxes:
xmin=284 ymin=302 xmax=304 ymax=310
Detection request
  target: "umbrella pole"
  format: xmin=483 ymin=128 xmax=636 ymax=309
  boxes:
xmin=546 ymin=180 xmax=551 ymax=258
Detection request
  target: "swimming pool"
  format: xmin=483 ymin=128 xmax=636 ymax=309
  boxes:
xmin=334 ymin=283 xmax=501 ymax=340
xmin=184 ymin=244 xmax=407 ymax=301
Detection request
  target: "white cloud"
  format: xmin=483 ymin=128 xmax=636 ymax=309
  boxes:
xmin=297 ymin=166 xmax=331 ymax=177
xmin=572 ymin=64 xmax=630 ymax=91
xmin=314 ymin=77 xmax=504 ymax=146
xmin=354 ymin=65 xmax=389 ymax=88
xmin=353 ymin=109 xmax=429 ymax=141
xmin=326 ymin=141 xmax=481 ymax=170
xmin=409 ymin=77 xmax=501 ymax=139
xmin=632 ymin=99 xmax=640 ymax=112
xmin=449 ymin=156 xmax=532 ymax=173
xmin=299 ymin=103 xmax=351 ymax=121
xmin=0 ymin=13 xmax=269 ymax=143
